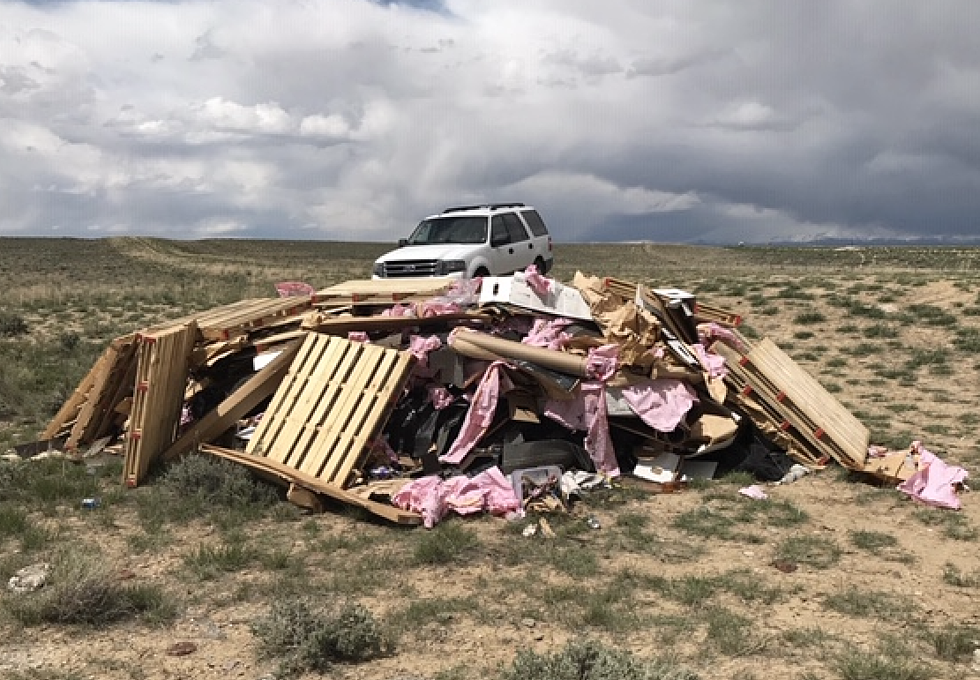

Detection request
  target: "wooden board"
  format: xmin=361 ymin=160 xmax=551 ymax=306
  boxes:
xmin=124 ymin=322 xmax=198 ymax=486
xmin=246 ymin=334 xmax=415 ymax=489
xmin=199 ymin=444 xmax=421 ymax=525
xmin=314 ymin=278 xmax=456 ymax=305
xmin=302 ymin=311 xmax=490 ymax=336
xmin=146 ymin=297 xmax=312 ymax=342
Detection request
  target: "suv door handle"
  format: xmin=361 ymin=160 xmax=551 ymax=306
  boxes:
xmin=508 ymin=248 xmax=514 ymax=254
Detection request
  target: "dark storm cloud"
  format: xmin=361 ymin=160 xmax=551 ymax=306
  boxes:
xmin=2 ymin=0 xmax=980 ymax=243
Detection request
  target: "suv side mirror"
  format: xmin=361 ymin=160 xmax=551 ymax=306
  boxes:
xmin=398 ymin=238 xmax=408 ymax=247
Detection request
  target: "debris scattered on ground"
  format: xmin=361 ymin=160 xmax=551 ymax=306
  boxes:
xmin=25 ymin=266 xmax=968 ymax=525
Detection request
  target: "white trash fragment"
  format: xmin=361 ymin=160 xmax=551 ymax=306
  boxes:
xmin=776 ymin=464 xmax=811 ymax=485
xmin=738 ymin=485 xmax=769 ymax=500
xmin=7 ymin=563 xmax=51 ymax=593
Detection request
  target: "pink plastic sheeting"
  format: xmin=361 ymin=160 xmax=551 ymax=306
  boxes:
xmin=439 ymin=362 xmax=509 ymax=464
xmin=621 ymin=378 xmax=697 ymax=433
xmin=523 ymin=317 xmax=573 ymax=350
xmin=427 ymin=385 xmax=455 ymax=410
xmin=523 ymin=263 xmax=555 ymax=295
xmin=586 ymin=344 xmax=619 ymax=381
xmin=275 ymin=281 xmax=316 ymax=298
xmin=697 ymin=322 xmax=748 ymax=353
xmin=544 ymin=381 xmax=619 ymax=476
xmin=897 ymin=442 xmax=969 ymax=510
xmin=692 ymin=343 xmax=727 ymax=379
xmin=392 ymin=466 xmax=521 ymax=528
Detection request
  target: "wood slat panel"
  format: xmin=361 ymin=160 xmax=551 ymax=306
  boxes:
xmin=747 ymin=338 xmax=867 ymax=468
xmin=247 ymin=333 xmax=415 ymax=490
xmin=124 ymin=322 xmax=197 ymax=486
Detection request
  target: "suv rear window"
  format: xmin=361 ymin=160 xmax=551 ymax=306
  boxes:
xmin=521 ymin=210 xmax=549 ymax=237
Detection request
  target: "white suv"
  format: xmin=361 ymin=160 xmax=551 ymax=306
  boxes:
xmin=371 ymin=203 xmax=554 ymax=279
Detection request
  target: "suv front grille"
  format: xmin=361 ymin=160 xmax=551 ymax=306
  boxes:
xmin=381 ymin=259 xmax=439 ymax=277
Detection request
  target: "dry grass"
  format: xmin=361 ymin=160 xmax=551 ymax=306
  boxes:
xmin=1 ymin=238 xmax=979 ymax=679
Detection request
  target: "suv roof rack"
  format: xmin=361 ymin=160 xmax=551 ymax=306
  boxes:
xmin=441 ymin=202 xmax=526 ymax=213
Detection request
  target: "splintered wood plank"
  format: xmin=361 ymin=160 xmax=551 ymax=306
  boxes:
xmin=747 ymin=338 xmax=868 ymax=468
xmin=247 ymin=333 xmax=415 ymax=490
xmin=199 ymin=444 xmax=421 ymax=525
xmin=124 ymin=322 xmax=197 ymax=486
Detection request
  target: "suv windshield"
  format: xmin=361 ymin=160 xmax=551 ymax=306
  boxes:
xmin=407 ymin=216 xmax=488 ymax=245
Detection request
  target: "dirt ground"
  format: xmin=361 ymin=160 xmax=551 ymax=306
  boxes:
xmin=2 ymin=241 xmax=979 ymax=679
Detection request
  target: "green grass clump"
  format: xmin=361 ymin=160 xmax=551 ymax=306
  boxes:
xmin=499 ymin=638 xmax=699 ymax=680
xmin=832 ymin=646 xmax=932 ymax=680
xmin=3 ymin=551 xmax=177 ymax=626
xmin=413 ymin=521 xmax=480 ymax=565
xmin=251 ymin=597 xmax=390 ymax=676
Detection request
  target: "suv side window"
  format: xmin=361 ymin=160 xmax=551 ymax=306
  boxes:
xmin=521 ymin=210 xmax=549 ymax=237
xmin=502 ymin=213 xmax=530 ymax=243
xmin=490 ymin=216 xmax=510 ymax=245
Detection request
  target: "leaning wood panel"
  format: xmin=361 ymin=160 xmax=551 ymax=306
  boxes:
xmin=247 ymin=334 xmax=415 ymax=490
xmin=65 ymin=337 xmax=138 ymax=451
xmin=124 ymin=322 xmax=197 ymax=486
xmin=42 ymin=347 xmax=109 ymax=440
xmin=746 ymin=338 xmax=868 ymax=468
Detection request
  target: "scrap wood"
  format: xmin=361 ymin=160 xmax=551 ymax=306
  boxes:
xmin=124 ymin=322 xmax=198 ymax=487
xmin=63 ymin=336 xmax=138 ymax=451
xmin=742 ymin=338 xmax=867 ymax=469
xmin=160 ymin=341 xmax=301 ymax=463
xmin=246 ymin=333 xmax=415 ymax=488
xmin=42 ymin=346 xmax=107 ymax=440
xmin=712 ymin=339 xmax=857 ymax=468
xmin=199 ymin=444 xmax=422 ymax=525
xmin=314 ymin=278 xmax=457 ymax=305
xmin=302 ymin=311 xmax=491 ymax=336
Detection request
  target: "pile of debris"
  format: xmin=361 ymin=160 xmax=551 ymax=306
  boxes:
xmin=39 ymin=268 xmax=924 ymax=526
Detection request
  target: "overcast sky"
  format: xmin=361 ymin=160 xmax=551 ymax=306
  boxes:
xmin=2 ymin=1 xmax=979 ymax=244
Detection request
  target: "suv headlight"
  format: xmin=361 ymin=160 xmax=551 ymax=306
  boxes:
xmin=435 ymin=260 xmax=466 ymax=275
xmin=372 ymin=262 xmax=385 ymax=278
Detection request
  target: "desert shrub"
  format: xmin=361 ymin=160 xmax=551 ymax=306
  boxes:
xmin=3 ymin=551 xmax=176 ymax=626
xmin=251 ymin=597 xmax=389 ymax=676
xmin=160 ymin=453 xmax=279 ymax=509
xmin=0 ymin=312 xmax=28 ymax=337
xmin=500 ymin=638 xmax=699 ymax=680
